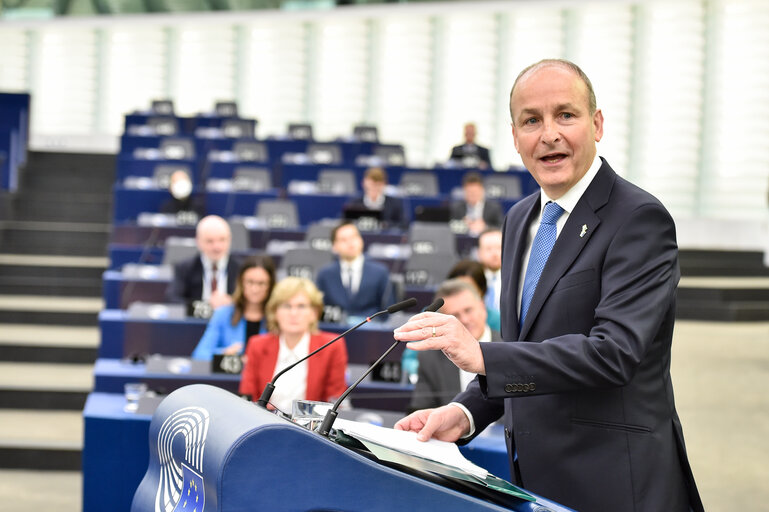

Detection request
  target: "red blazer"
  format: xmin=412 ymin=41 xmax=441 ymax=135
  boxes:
xmin=239 ymin=331 xmax=348 ymax=404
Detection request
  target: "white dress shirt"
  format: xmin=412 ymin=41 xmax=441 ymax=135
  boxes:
xmin=270 ymin=333 xmax=310 ymax=414
xmin=340 ymin=255 xmax=364 ymax=295
xmin=201 ymin=255 xmax=229 ymax=300
xmin=458 ymin=325 xmax=494 ymax=391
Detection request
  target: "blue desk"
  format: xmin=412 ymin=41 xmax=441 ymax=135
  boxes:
xmin=82 ymin=390 xmax=511 ymax=512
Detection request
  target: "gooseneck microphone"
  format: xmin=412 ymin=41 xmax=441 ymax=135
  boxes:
xmin=317 ymin=297 xmax=444 ymax=437
xmin=256 ymin=297 xmax=417 ymax=408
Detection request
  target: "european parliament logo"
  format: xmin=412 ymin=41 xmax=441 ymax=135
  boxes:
xmin=155 ymin=406 xmax=210 ymax=512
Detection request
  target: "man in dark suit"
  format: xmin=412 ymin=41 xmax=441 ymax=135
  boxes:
xmin=409 ymin=279 xmax=501 ymax=412
xmin=166 ymin=215 xmax=239 ymax=317
xmin=345 ymin=167 xmax=406 ymax=229
xmin=315 ymin=221 xmax=395 ymax=320
xmin=450 ymin=122 xmax=491 ymax=169
xmin=394 ymin=59 xmax=703 ymax=512
xmin=450 ymin=172 xmax=504 ymax=234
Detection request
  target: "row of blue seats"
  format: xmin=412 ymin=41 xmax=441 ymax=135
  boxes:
xmin=0 ymin=93 xmax=29 ymax=192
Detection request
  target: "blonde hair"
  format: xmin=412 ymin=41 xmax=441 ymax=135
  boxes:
xmin=265 ymin=276 xmax=324 ymax=333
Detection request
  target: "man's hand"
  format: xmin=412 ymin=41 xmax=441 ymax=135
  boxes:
xmin=393 ymin=312 xmax=485 ymax=375
xmin=394 ymin=405 xmax=471 ymax=442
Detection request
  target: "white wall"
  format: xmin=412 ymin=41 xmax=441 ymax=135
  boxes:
xmin=0 ymin=0 xmax=767 ymax=232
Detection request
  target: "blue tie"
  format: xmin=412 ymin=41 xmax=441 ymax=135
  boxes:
xmin=520 ymin=201 xmax=564 ymax=328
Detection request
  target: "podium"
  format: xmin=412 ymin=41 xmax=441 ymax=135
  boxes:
xmin=131 ymin=385 xmax=573 ymax=511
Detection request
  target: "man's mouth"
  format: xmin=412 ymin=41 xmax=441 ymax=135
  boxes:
xmin=539 ymin=153 xmax=567 ymax=163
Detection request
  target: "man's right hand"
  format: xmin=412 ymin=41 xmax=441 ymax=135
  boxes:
xmin=394 ymin=404 xmax=471 ymax=442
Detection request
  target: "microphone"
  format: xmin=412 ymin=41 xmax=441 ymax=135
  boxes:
xmin=256 ymin=297 xmax=417 ymax=408
xmin=317 ymin=297 xmax=444 ymax=436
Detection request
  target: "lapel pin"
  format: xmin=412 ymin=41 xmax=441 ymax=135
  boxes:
xmin=580 ymin=224 xmax=588 ymax=238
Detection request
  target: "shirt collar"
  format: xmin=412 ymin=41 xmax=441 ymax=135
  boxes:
xmin=341 ymin=254 xmax=364 ymax=271
xmin=538 ymin=154 xmax=602 ymax=215
xmin=201 ymin=254 xmax=228 ymax=271
xmin=478 ymin=325 xmax=492 ymax=343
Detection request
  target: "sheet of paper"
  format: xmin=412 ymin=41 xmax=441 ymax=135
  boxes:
xmin=333 ymin=417 xmax=488 ymax=479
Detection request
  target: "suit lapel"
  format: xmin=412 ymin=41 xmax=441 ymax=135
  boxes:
xmin=519 ymin=161 xmax=616 ymax=338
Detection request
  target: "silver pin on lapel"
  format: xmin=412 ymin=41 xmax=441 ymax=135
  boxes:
xmin=580 ymin=224 xmax=588 ymax=238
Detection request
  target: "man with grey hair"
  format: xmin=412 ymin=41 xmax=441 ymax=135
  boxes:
xmin=166 ymin=215 xmax=239 ymax=317
xmin=395 ymin=59 xmax=703 ymax=512
xmin=408 ymin=279 xmax=501 ymax=412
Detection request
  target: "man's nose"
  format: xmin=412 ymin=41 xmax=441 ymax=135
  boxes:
xmin=541 ymin=119 xmax=560 ymax=144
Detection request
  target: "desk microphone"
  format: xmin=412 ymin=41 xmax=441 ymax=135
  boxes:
xmin=317 ymin=297 xmax=444 ymax=437
xmin=256 ymin=297 xmax=417 ymax=408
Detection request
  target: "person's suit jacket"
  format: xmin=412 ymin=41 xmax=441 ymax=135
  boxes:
xmin=450 ymin=143 xmax=491 ymax=167
xmin=454 ymin=159 xmax=703 ymax=512
xmin=449 ymin=199 xmax=504 ymax=228
xmin=190 ymin=304 xmax=268 ymax=361
xmin=165 ymin=255 xmax=239 ymax=310
xmin=315 ymin=257 xmax=396 ymax=318
xmin=238 ymin=331 xmax=348 ymax=403
xmin=409 ymin=330 xmax=501 ymax=412
xmin=346 ymin=195 xmax=406 ymax=228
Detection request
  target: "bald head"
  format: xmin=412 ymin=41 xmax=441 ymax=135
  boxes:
xmin=196 ymin=215 xmax=231 ymax=262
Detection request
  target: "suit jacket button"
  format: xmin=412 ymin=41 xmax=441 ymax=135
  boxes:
xmin=505 ymin=384 xmax=514 ymax=393
xmin=529 ymin=382 xmax=536 ymax=391
xmin=504 ymin=427 xmax=511 ymax=438
xmin=523 ymin=384 xmax=530 ymax=392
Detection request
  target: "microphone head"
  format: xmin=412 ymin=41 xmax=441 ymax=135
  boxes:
xmin=386 ymin=297 xmax=417 ymax=314
xmin=422 ymin=298 xmax=444 ymax=313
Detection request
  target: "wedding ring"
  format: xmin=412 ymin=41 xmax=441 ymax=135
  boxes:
xmin=432 ymin=326 xmax=437 ymax=337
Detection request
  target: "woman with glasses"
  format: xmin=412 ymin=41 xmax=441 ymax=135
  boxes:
xmin=191 ymin=255 xmax=276 ymax=361
xmin=239 ymin=276 xmax=348 ymax=413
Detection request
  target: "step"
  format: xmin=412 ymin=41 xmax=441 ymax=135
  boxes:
xmin=11 ymin=191 xmax=112 ymax=223
xmin=680 ymin=249 xmax=769 ymax=277
xmin=0 ymin=410 xmax=83 ymax=471
xmin=0 ymin=295 xmax=103 ymax=327
xmin=0 ymin=324 xmax=98 ymax=364
xmin=0 ymin=221 xmax=109 ymax=256
xmin=0 ymin=469 xmax=81 ymax=511
xmin=678 ymin=277 xmax=769 ymax=321
xmin=0 ymin=361 xmax=92 ymax=410
xmin=0 ymin=254 xmax=107 ymax=296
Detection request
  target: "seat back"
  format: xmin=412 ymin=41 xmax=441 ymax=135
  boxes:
xmin=484 ymin=174 xmax=522 ymax=199
xmin=374 ymin=144 xmax=406 ymax=166
xmin=404 ymin=252 xmax=457 ymax=287
xmin=222 ymin=119 xmax=255 ymax=139
xmin=159 ymin=137 xmax=195 ymax=160
xmin=288 ymin=123 xmax=313 ymax=140
xmin=255 ymin=199 xmax=299 ymax=229
xmin=147 ymin=116 xmax=179 ymax=136
xmin=232 ymin=167 xmax=272 ymax=191
xmin=163 ymin=237 xmax=198 ymax=266
xmin=280 ymin=248 xmax=334 ymax=281
xmin=399 ymin=171 xmax=438 ymax=196
xmin=353 ymin=124 xmax=379 ymax=142
xmin=232 ymin=141 xmax=268 ymax=163
xmin=317 ymin=169 xmax=356 ymax=195
xmin=215 ymin=101 xmax=238 ymax=118
xmin=153 ymin=164 xmax=192 ymax=188
xmin=307 ymin=143 xmax=342 ymax=165
xmin=305 ymin=222 xmax=335 ymax=251
xmin=408 ymin=222 xmax=456 ymax=256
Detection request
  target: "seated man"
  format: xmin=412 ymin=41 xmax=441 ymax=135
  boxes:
xmin=450 ymin=172 xmax=503 ymax=234
xmin=407 ymin=279 xmax=500 ymax=412
xmin=166 ymin=215 xmax=239 ymax=317
xmin=449 ymin=122 xmax=491 ymax=169
xmin=315 ymin=221 xmax=396 ymax=320
xmin=345 ymin=167 xmax=406 ymax=229
xmin=477 ymin=227 xmax=502 ymax=317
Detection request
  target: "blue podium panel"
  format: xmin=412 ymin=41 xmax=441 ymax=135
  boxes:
xmin=129 ymin=385 xmax=572 ymax=512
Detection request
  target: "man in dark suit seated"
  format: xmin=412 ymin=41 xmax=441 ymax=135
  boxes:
xmin=166 ymin=215 xmax=239 ymax=318
xmin=315 ymin=221 xmax=396 ymax=321
xmin=449 ymin=122 xmax=491 ymax=169
xmin=160 ymin=170 xmax=207 ymax=224
xmin=345 ymin=167 xmax=406 ymax=229
xmin=408 ymin=279 xmax=500 ymax=412
xmin=450 ymin=172 xmax=504 ymax=234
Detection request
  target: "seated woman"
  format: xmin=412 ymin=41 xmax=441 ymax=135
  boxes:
xmin=239 ymin=276 xmax=348 ymax=413
xmin=191 ymin=255 xmax=276 ymax=361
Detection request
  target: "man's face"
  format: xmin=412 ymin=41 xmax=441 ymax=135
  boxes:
xmin=464 ymin=123 xmax=476 ymax=144
xmin=333 ymin=224 xmax=364 ymax=262
xmin=477 ymin=231 xmax=502 ymax=271
xmin=362 ymin=177 xmax=385 ymax=200
xmin=463 ymin=182 xmax=485 ymax=206
xmin=510 ymin=65 xmax=603 ymax=199
xmin=441 ymin=289 xmax=487 ymax=340
xmin=197 ymin=223 xmax=231 ymax=262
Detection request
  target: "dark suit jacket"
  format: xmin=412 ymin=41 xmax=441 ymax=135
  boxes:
xmin=315 ymin=257 xmax=395 ymax=318
xmin=165 ymin=255 xmax=239 ymax=312
xmin=409 ymin=330 xmax=501 ymax=412
xmin=346 ymin=195 xmax=406 ymax=228
xmin=450 ymin=143 xmax=491 ymax=167
xmin=454 ymin=159 xmax=703 ymax=512
xmin=450 ymin=199 xmax=504 ymax=228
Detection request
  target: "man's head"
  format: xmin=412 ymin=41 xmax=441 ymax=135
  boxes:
xmin=169 ymin=170 xmax=193 ymax=200
xmin=462 ymin=172 xmax=486 ymax=206
xmin=362 ymin=167 xmax=388 ymax=201
xmin=331 ymin=221 xmax=364 ymax=262
xmin=195 ymin=215 xmax=231 ymax=263
xmin=509 ymin=59 xmax=603 ymax=200
xmin=436 ymin=278 xmax=488 ymax=340
xmin=463 ymin=122 xmax=477 ymax=144
xmin=477 ymin=228 xmax=502 ymax=272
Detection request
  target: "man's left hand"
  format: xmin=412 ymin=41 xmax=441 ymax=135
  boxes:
xmin=393 ymin=312 xmax=485 ymax=375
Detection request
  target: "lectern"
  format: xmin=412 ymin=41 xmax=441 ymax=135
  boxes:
xmin=131 ymin=385 xmax=573 ymax=512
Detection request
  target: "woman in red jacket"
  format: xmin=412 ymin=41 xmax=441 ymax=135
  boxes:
xmin=239 ymin=276 xmax=348 ymax=414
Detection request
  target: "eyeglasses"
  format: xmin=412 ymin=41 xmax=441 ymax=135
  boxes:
xmin=277 ymin=303 xmax=312 ymax=312
xmin=243 ymin=279 xmax=270 ymax=287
